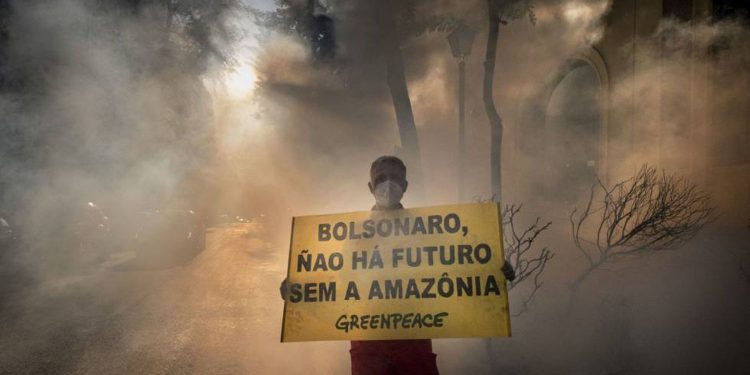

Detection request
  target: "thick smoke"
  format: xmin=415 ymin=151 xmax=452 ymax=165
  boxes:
xmin=0 ymin=0 xmax=222 ymax=268
xmin=0 ymin=0 xmax=748 ymax=374
xmin=247 ymin=0 xmax=748 ymax=374
xmin=0 ymin=0 xmax=239 ymax=371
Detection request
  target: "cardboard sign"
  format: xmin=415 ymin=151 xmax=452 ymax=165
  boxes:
xmin=281 ymin=203 xmax=511 ymax=342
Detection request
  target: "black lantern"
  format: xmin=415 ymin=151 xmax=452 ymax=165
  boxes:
xmin=447 ymin=23 xmax=477 ymax=59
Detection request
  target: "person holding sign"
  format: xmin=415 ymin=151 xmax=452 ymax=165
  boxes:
xmin=280 ymin=155 xmax=515 ymax=375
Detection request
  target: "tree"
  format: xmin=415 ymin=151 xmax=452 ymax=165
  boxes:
xmin=372 ymin=1 xmax=463 ymax=196
xmin=253 ymin=0 xmax=462 ymax=197
xmin=475 ymin=197 xmax=552 ymax=373
xmin=569 ymin=165 xmax=715 ymax=304
xmin=482 ymin=0 xmax=535 ymax=202
xmin=502 ymin=204 xmax=553 ymax=316
xmin=473 ymin=197 xmax=554 ymax=312
xmin=0 ymin=0 xmax=242 ymax=254
xmin=377 ymin=0 xmax=424 ymax=195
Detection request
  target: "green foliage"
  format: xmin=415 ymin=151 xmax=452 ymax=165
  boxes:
xmin=250 ymin=0 xmax=313 ymax=38
xmin=493 ymin=0 xmax=536 ymax=25
xmin=252 ymin=0 xmax=460 ymax=49
xmin=94 ymin=0 xmax=243 ymax=73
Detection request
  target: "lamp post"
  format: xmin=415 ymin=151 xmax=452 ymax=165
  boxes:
xmin=447 ymin=23 xmax=477 ymax=202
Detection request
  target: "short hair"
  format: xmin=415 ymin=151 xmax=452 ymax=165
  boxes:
xmin=370 ymin=155 xmax=406 ymax=179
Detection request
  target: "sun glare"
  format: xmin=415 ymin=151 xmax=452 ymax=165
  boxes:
xmin=225 ymin=63 xmax=257 ymax=99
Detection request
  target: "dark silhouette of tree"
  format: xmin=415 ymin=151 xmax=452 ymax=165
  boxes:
xmin=377 ymin=0 xmax=424 ymax=194
xmin=502 ymin=204 xmax=553 ymax=316
xmin=475 ymin=197 xmax=552 ymax=373
xmin=482 ymin=0 xmax=535 ymax=202
xmin=473 ymin=196 xmax=554 ymax=312
xmin=569 ymin=165 xmax=715 ymax=303
xmin=98 ymin=0 xmax=238 ymax=73
xmin=253 ymin=0 xmax=461 ymax=196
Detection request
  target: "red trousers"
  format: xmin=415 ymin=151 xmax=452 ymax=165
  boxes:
xmin=350 ymin=339 xmax=439 ymax=375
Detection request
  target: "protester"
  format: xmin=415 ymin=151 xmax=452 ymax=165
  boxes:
xmin=281 ymin=155 xmax=515 ymax=375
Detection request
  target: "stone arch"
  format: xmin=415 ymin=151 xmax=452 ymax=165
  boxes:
xmin=518 ymin=47 xmax=609 ymax=200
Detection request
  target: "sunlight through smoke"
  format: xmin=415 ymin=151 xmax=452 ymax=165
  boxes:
xmin=225 ymin=62 xmax=258 ymax=100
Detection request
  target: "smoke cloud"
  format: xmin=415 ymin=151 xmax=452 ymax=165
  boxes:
xmin=0 ymin=0 xmax=747 ymax=373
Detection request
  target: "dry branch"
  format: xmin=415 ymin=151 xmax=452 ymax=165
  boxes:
xmin=474 ymin=196 xmax=554 ymax=315
xmin=569 ymin=165 xmax=714 ymax=294
xmin=502 ymin=204 xmax=553 ymax=316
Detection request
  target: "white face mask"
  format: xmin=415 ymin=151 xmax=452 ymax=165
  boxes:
xmin=373 ymin=180 xmax=403 ymax=209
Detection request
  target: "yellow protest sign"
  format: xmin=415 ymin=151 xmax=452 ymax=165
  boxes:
xmin=281 ymin=203 xmax=510 ymax=342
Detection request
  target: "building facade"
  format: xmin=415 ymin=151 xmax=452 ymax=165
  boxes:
xmin=517 ymin=0 xmax=749 ymax=223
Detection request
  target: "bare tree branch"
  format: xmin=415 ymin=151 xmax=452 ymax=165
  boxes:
xmin=474 ymin=196 xmax=554 ymax=316
xmin=569 ymin=165 xmax=715 ymax=300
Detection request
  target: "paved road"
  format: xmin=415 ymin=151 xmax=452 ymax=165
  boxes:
xmin=4 ymin=224 xmax=747 ymax=374
xmin=0 ymin=224 xmax=347 ymax=375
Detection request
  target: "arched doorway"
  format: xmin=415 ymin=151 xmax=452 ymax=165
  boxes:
xmin=543 ymin=62 xmax=602 ymax=201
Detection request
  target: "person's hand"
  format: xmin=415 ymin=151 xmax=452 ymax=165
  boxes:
xmin=279 ymin=278 xmax=289 ymax=301
xmin=502 ymin=260 xmax=516 ymax=282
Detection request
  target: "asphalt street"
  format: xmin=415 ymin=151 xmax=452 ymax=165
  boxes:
xmin=0 ymin=224 xmax=348 ymax=375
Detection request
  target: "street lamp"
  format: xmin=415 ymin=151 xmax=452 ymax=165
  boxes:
xmin=447 ymin=22 xmax=477 ymax=202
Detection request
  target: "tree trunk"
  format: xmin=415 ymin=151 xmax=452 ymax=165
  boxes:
xmin=483 ymin=0 xmax=503 ymax=202
xmin=385 ymin=43 xmax=423 ymax=195
xmin=379 ymin=1 xmax=423 ymax=197
xmin=482 ymin=2 xmax=504 ymax=371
